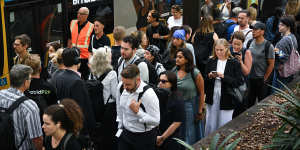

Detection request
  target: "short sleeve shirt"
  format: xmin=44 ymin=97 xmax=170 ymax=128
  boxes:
xmin=0 ymin=88 xmax=42 ymax=150
xmin=175 ymin=68 xmax=200 ymax=100
xmin=249 ymin=39 xmax=275 ymax=78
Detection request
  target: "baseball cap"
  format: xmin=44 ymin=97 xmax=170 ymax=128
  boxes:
xmin=252 ymin=22 xmax=266 ymax=30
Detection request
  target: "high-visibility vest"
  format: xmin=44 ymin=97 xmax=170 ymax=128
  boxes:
xmin=70 ymin=20 xmax=94 ymax=59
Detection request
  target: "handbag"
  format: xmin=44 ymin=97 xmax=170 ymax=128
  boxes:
xmin=227 ymin=82 xmax=247 ymax=104
xmin=278 ymin=36 xmax=300 ymax=77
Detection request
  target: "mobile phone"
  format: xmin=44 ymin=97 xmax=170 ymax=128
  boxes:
xmin=211 ymin=71 xmax=217 ymax=74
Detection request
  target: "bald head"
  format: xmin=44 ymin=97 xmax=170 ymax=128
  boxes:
xmin=77 ymin=7 xmax=89 ymax=23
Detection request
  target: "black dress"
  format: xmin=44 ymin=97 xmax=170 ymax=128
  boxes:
xmin=44 ymin=134 xmax=82 ymax=150
xmin=158 ymin=91 xmax=185 ymax=150
xmin=193 ymin=32 xmax=214 ymax=74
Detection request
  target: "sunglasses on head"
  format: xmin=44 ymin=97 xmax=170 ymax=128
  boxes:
xmin=159 ymin=79 xmax=169 ymax=83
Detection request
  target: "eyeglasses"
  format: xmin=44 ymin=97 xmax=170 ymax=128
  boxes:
xmin=78 ymin=12 xmax=88 ymax=15
xmin=159 ymin=79 xmax=169 ymax=84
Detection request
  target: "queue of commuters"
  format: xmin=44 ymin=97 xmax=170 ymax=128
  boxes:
xmin=1 ymin=1 xmax=300 ymax=150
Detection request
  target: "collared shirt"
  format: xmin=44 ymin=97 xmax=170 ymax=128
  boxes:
xmin=0 ymin=88 xmax=42 ymax=150
xmin=117 ymin=54 xmax=149 ymax=83
xmin=14 ymin=52 xmax=31 ymax=65
xmin=116 ymin=81 xmax=160 ymax=133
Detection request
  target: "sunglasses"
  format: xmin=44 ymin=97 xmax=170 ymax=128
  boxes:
xmin=159 ymin=79 xmax=169 ymax=84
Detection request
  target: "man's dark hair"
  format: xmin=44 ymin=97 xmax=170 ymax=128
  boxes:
xmin=94 ymin=17 xmax=105 ymax=26
xmin=123 ymin=35 xmax=139 ymax=49
xmin=149 ymin=10 xmax=159 ymax=21
xmin=10 ymin=64 xmax=33 ymax=88
xmin=121 ymin=64 xmax=140 ymax=79
xmin=15 ymin=34 xmax=31 ymax=48
xmin=238 ymin=10 xmax=250 ymax=17
xmin=62 ymin=47 xmax=80 ymax=67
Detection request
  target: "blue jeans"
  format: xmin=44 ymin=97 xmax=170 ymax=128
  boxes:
xmin=181 ymin=97 xmax=205 ymax=145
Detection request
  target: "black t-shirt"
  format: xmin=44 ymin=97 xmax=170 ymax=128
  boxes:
xmin=159 ymin=92 xmax=185 ymax=138
xmin=24 ymin=78 xmax=57 ymax=115
xmin=88 ymin=34 xmax=111 ymax=53
xmin=111 ymin=46 xmax=121 ymax=70
xmin=44 ymin=134 xmax=82 ymax=150
xmin=146 ymin=22 xmax=169 ymax=54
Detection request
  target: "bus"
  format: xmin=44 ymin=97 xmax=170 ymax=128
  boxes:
xmin=0 ymin=0 xmax=9 ymax=90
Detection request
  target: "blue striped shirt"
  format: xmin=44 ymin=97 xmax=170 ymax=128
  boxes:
xmin=0 ymin=88 xmax=43 ymax=150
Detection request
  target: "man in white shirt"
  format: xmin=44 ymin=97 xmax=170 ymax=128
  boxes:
xmin=167 ymin=5 xmax=183 ymax=30
xmin=234 ymin=10 xmax=253 ymax=48
xmin=117 ymin=35 xmax=149 ymax=83
xmin=116 ymin=64 xmax=160 ymax=150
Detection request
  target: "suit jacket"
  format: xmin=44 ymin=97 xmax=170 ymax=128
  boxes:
xmin=53 ymin=69 xmax=96 ymax=133
xmin=204 ymin=58 xmax=243 ymax=110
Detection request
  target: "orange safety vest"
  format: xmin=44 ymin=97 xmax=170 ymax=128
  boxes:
xmin=70 ymin=20 xmax=94 ymax=59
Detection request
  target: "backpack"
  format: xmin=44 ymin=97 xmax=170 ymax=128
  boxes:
xmin=0 ymin=96 xmax=29 ymax=150
xmin=85 ymin=70 xmax=112 ymax=122
xmin=278 ymin=36 xmax=300 ymax=77
xmin=224 ymin=21 xmax=237 ymax=41
xmin=246 ymin=39 xmax=272 ymax=63
xmin=119 ymin=84 xmax=169 ymax=130
xmin=118 ymin=57 xmax=159 ymax=85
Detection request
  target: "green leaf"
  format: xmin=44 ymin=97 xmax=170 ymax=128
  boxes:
xmin=274 ymin=112 xmax=300 ymax=132
xmin=219 ymin=132 xmax=238 ymax=148
xmin=173 ymin=138 xmax=195 ymax=150
xmin=293 ymin=138 xmax=300 ymax=149
xmin=210 ymin=133 xmax=220 ymax=150
xmin=224 ymin=138 xmax=241 ymax=150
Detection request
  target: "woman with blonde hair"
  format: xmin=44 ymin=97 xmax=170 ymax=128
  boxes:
xmin=88 ymin=46 xmax=118 ymax=150
xmin=285 ymin=0 xmax=300 ymax=16
xmin=204 ymin=39 xmax=243 ymax=136
xmin=192 ymin=15 xmax=218 ymax=74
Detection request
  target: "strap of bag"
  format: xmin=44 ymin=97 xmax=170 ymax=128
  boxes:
xmin=137 ymin=85 xmax=151 ymax=131
xmin=63 ymin=133 xmax=73 ymax=150
xmin=8 ymin=96 xmax=29 ymax=113
xmin=8 ymin=96 xmax=29 ymax=148
xmin=91 ymin=34 xmax=94 ymax=51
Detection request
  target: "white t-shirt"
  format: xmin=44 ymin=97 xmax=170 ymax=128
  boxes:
xmin=234 ymin=25 xmax=253 ymax=48
xmin=167 ymin=16 xmax=183 ymax=30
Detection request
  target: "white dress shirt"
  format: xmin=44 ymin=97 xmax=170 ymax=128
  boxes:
xmin=116 ymin=81 xmax=160 ymax=133
xmin=117 ymin=54 xmax=149 ymax=83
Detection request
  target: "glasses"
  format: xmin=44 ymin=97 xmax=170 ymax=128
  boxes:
xmin=78 ymin=12 xmax=88 ymax=15
xmin=159 ymin=79 xmax=169 ymax=84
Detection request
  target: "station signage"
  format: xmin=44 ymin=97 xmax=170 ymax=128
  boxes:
xmin=73 ymin=0 xmax=97 ymax=5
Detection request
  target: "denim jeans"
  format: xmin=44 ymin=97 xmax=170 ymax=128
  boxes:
xmin=181 ymin=96 xmax=205 ymax=145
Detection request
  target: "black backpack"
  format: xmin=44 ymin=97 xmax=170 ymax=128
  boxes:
xmin=118 ymin=57 xmax=159 ymax=85
xmin=0 ymin=96 xmax=29 ymax=150
xmin=119 ymin=84 xmax=169 ymax=130
xmin=85 ymin=70 xmax=112 ymax=122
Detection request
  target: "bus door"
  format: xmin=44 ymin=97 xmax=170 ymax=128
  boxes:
xmin=0 ymin=0 xmax=9 ymax=89
xmin=4 ymin=0 xmax=66 ymax=69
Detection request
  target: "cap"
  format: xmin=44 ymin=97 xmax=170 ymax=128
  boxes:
xmin=146 ymin=45 xmax=161 ymax=62
xmin=253 ymin=22 xmax=266 ymax=30
xmin=173 ymin=29 xmax=186 ymax=41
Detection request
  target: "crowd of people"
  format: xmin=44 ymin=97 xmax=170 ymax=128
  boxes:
xmin=1 ymin=0 xmax=300 ymax=150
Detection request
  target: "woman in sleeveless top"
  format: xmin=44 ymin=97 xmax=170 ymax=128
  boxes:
xmin=192 ymin=16 xmax=218 ymax=74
